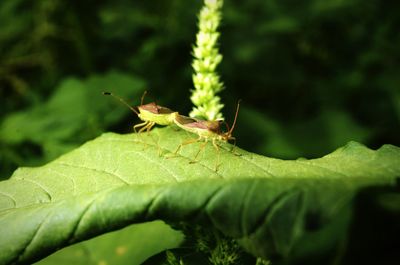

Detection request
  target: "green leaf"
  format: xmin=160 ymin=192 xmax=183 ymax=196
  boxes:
xmin=0 ymin=71 xmax=146 ymax=179
xmin=0 ymin=127 xmax=399 ymax=264
xmin=34 ymin=221 xmax=184 ymax=265
xmin=0 ymin=71 xmax=146 ymax=145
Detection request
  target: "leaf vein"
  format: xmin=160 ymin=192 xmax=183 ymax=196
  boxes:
xmin=144 ymin=189 xmax=166 ymax=219
xmin=55 ymin=162 xmax=130 ymax=185
xmin=16 ymin=210 xmax=53 ymax=263
xmin=190 ymin=185 xmax=224 ymax=221
xmin=240 ymin=181 xmax=257 ymax=237
xmin=107 ymin=138 xmax=225 ymax=179
xmin=127 ymin=150 xmax=180 ymax=182
xmin=203 ymin=186 xmax=229 ymax=220
xmin=0 ymin=191 xmax=17 ymax=208
xmin=219 ymin=146 xmax=274 ymax=177
xmin=240 ymin=190 xmax=293 ymax=240
xmin=48 ymin=168 xmax=77 ymax=195
xmin=294 ymin=160 xmax=349 ymax=178
xmin=14 ymin=178 xmax=52 ymax=202
xmin=68 ymin=197 xmax=98 ymax=243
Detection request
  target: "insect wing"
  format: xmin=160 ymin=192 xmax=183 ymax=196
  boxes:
xmin=139 ymin=103 xmax=160 ymax=114
xmin=157 ymin=106 xmax=175 ymax=114
xmin=139 ymin=103 xmax=175 ymax=114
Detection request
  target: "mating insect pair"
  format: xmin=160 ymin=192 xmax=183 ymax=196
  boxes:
xmin=103 ymin=91 xmax=240 ymax=170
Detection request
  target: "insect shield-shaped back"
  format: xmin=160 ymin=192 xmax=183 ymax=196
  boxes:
xmin=103 ymin=91 xmax=178 ymax=132
xmin=174 ymin=99 xmax=241 ymax=142
xmin=171 ymin=101 xmax=241 ymax=171
xmin=137 ymin=103 xmax=178 ymax=126
xmin=174 ymin=115 xmax=225 ymax=139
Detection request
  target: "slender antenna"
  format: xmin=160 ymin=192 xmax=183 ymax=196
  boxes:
xmin=142 ymin=90 xmax=159 ymax=107
xmin=140 ymin=90 xmax=147 ymax=105
xmin=103 ymin=92 xmax=139 ymax=115
xmin=228 ymin=100 xmax=241 ymax=135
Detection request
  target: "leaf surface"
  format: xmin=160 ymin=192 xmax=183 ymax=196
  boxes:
xmin=0 ymin=71 xmax=146 ymax=180
xmin=34 ymin=221 xmax=184 ymax=265
xmin=0 ymin=127 xmax=399 ymax=264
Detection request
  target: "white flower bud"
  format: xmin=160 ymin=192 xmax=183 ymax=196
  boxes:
xmin=190 ymin=0 xmax=224 ymax=120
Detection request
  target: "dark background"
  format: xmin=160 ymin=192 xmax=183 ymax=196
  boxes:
xmin=1 ymin=0 xmax=399 ymax=180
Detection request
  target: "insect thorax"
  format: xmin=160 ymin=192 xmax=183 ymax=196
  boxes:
xmin=138 ymin=110 xmax=177 ymax=125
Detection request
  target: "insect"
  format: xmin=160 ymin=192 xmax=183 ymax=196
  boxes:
xmin=103 ymin=91 xmax=178 ymax=133
xmin=172 ymin=101 xmax=241 ymax=170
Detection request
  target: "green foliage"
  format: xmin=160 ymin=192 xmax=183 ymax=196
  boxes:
xmin=238 ymin=107 xmax=372 ymax=159
xmin=0 ymin=128 xmax=399 ymax=264
xmin=1 ymin=0 xmax=399 ymax=164
xmin=199 ymin=230 xmax=241 ymax=265
xmin=0 ymin=71 xmax=146 ymax=179
xmin=172 ymin=224 xmax=247 ymax=265
xmin=35 ymin=221 xmax=183 ymax=265
xmin=1 ymin=0 xmax=399 ymax=264
xmin=166 ymin=250 xmax=185 ymax=265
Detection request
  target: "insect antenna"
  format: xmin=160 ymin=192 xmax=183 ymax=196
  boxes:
xmin=227 ymin=99 xmax=241 ymax=136
xmin=140 ymin=90 xmax=147 ymax=105
xmin=140 ymin=90 xmax=161 ymax=108
xmin=103 ymin=91 xmax=139 ymax=115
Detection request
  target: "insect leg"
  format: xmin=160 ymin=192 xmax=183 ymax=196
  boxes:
xmin=146 ymin=122 xmax=163 ymax=156
xmin=136 ymin=122 xmax=154 ymax=150
xmin=212 ymin=138 xmax=221 ymax=171
xmin=229 ymin=138 xmax=241 ymax=156
xmin=138 ymin=122 xmax=154 ymax=133
xmin=174 ymin=136 xmax=202 ymax=155
xmin=189 ymin=140 xmax=208 ymax=164
xmin=133 ymin=121 xmax=148 ymax=133
xmin=146 ymin=122 xmax=156 ymax=132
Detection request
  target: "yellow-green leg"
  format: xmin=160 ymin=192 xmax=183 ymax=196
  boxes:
xmin=228 ymin=138 xmax=241 ymax=156
xmin=212 ymin=139 xmax=221 ymax=171
xmin=134 ymin=121 xmax=154 ymax=150
xmin=138 ymin=122 xmax=154 ymax=133
xmin=189 ymin=141 xmax=208 ymax=164
xmin=133 ymin=121 xmax=148 ymax=133
xmin=174 ymin=136 xmax=202 ymax=155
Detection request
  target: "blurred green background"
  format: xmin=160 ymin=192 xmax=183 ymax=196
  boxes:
xmin=1 ymin=0 xmax=399 ymax=180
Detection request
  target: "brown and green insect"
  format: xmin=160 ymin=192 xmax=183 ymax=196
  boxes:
xmin=172 ymin=101 xmax=241 ymax=170
xmin=103 ymin=91 xmax=178 ymax=133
